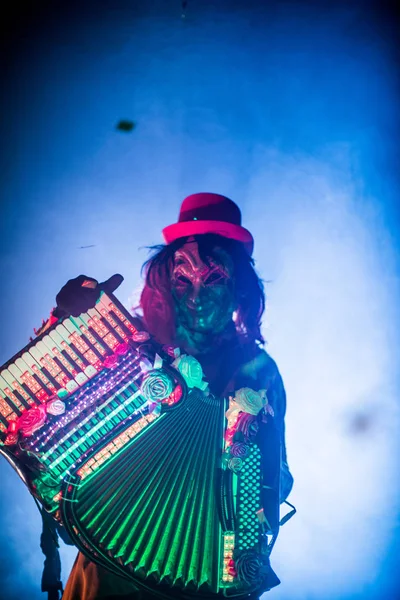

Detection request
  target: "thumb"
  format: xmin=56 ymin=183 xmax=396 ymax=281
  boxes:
xmin=99 ymin=274 xmax=124 ymax=295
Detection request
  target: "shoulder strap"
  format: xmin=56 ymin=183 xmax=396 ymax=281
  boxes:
xmin=280 ymin=500 xmax=296 ymax=526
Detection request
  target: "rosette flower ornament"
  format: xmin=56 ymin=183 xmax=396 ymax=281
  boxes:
xmin=225 ymin=387 xmax=269 ymax=447
xmin=235 ymin=413 xmax=259 ymax=442
xmin=234 ymin=387 xmax=268 ymax=415
xmin=140 ymin=371 xmax=174 ymax=403
xmin=162 ymin=345 xmax=180 ymax=359
xmin=234 ymin=550 xmax=271 ymax=585
xmin=226 ymin=388 xmax=269 ymax=424
xmin=227 ymin=457 xmax=243 ymax=473
xmin=131 ymin=330 xmax=150 ymax=343
xmin=46 ymin=398 xmax=66 ymax=416
xmin=114 ymin=342 xmax=129 ymax=356
xmin=103 ymin=354 xmax=119 ymax=369
xmin=162 ymin=384 xmax=183 ymax=407
xmin=226 ymin=442 xmax=249 ymax=472
xmin=4 ymin=418 xmax=19 ymax=445
xmin=4 ymin=432 xmax=19 ymax=446
xmin=173 ymin=355 xmax=207 ymax=390
xmin=230 ymin=442 xmax=249 ymax=459
xmin=227 ymin=558 xmax=237 ymax=577
xmin=16 ymin=404 xmax=47 ymax=438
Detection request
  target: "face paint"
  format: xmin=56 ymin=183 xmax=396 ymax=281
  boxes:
xmin=171 ymin=240 xmax=235 ymax=338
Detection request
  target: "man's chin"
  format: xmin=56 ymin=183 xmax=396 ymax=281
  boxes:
xmin=177 ymin=313 xmax=233 ymax=337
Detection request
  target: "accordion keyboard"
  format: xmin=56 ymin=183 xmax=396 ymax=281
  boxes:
xmin=0 ymin=293 xmax=140 ymax=432
xmin=0 ymin=293 xmax=165 ymax=501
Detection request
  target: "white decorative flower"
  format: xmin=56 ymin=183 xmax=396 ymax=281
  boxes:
xmin=46 ymin=399 xmax=66 ymax=416
xmin=228 ymin=457 xmax=243 ymax=473
xmin=174 ymin=355 xmax=204 ymax=389
xmin=232 ymin=387 xmax=268 ymax=416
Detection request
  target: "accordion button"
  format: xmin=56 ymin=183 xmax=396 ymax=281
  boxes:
xmin=84 ymin=365 xmax=98 ymax=378
xmin=66 ymin=380 xmax=79 ymax=392
xmin=75 ymin=372 xmax=89 ymax=386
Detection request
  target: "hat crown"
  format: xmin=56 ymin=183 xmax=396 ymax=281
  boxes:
xmin=179 ymin=193 xmax=242 ymax=226
xmin=162 ymin=192 xmax=254 ymax=255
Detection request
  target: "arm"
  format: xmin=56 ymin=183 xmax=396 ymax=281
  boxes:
xmin=256 ymin=354 xmax=294 ymax=541
xmin=266 ymin=362 xmax=294 ymax=504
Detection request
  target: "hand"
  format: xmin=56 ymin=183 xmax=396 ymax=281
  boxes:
xmin=54 ymin=274 xmax=123 ymax=318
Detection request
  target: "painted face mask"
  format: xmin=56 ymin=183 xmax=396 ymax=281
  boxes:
xmin=171 ymin=240 xmax=235 ymax=337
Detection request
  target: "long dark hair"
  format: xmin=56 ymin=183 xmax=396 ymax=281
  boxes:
xmin=139 ymin=234 xmax=266 ymax=346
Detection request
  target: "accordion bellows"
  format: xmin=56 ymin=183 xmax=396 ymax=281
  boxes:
xmin=68 ymin=389 xmax=224 ymax=592
xmin=0 ymin=293 xmax=280 ymax=599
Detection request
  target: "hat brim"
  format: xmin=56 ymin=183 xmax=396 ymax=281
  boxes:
xmin=162 ymin=220 xmax=254 ymax=256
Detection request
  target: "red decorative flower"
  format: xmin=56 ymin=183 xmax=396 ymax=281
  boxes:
xmin=17 ymin=405 xmax=47 ymax=437
xmin=103 ymin=354 xmax=119 ymax=369
xmin=115 ymin=342 xmax=129 ymax=356
xmin=227 ymin=558 xmax=237 ymax=577
xmin=236 ymin=412 xmax=259 ymax=441
xmin=162 ymin=345 xmax=177 ymax=358
xmin=162 ymin=384 xmax=183 ymax=406
xmin=4 ymin=432 xmax=19 ymax=445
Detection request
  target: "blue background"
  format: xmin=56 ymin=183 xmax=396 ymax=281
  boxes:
xmin=1 ymin=1 xmax=399 ymax=599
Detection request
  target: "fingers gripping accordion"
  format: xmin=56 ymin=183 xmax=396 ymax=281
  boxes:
xmin=0 ymin=293 xmax=281 ymax=599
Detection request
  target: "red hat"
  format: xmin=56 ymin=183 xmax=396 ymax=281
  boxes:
xmin=162 ymin=193 xmax=254 ymax=255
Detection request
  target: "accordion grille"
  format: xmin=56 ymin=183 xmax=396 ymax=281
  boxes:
xmin=71 ymin=388 xmax=224 ymax=592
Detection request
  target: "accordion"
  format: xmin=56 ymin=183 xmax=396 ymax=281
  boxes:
xmin=0 ymin=292 xmax=281 ymax=599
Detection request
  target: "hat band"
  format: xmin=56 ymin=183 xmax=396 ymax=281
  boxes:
xmin=179 ymin=203 xmax=242 ymax=226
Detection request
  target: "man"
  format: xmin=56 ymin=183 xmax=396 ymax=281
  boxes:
xmin=38 ymin=193 xmax=293 ymax=600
